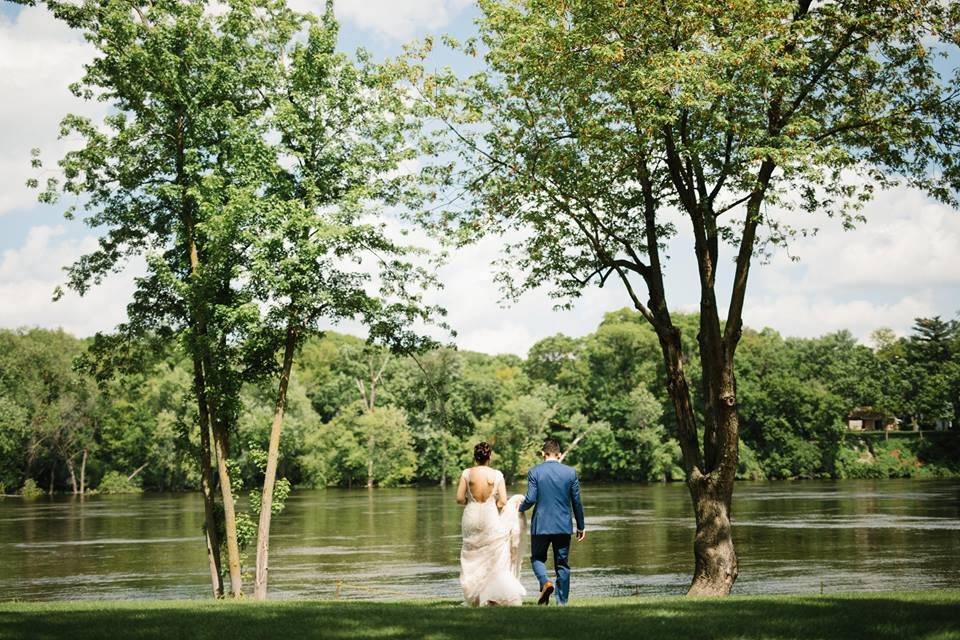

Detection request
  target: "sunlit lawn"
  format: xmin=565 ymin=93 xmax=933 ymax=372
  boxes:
xmin=1 ymin=590 xmax=958 ymax=640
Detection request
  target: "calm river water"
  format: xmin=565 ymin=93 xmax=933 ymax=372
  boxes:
xmin=1 ymin=480 xmax=958 ymax=601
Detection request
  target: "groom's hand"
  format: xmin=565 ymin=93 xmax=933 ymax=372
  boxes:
xmin=576 ymin=530 xmax=586 ymax=542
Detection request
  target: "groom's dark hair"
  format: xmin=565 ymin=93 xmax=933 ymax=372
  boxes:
xmin=542 ymin=438 xmax=561 ymax=456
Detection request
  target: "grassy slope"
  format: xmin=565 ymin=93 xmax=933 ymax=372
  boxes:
xmin=1 ymin=591 xmax=958 ymax=640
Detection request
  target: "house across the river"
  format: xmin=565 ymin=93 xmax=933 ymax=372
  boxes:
xmin=846 ymin=406 xmax=898 ymax=431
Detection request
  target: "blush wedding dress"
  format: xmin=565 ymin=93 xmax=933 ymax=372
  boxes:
xmin=458 ymin=468 xmax=527 ymax=607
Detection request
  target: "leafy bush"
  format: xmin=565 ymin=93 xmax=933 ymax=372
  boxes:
xmin=19 ymin=478 xmax=43 ymax=498
xmin=97 ymin=471 xmax=143 ymax=494
xmin=752 ymin=418 xmax=829 ymax=479
xmin=832 ymin=439 xmax=946 ymax=479
xmin=736 ymin=440 xmax=765 ymax=481
xmin=249 ymin=477 xmax=292 ymax=517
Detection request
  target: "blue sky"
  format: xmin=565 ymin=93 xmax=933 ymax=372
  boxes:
xmin=1 ymin=0 xmax=958 ymax=355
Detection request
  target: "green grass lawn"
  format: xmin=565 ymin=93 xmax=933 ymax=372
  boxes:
xmin=1 ymin=591 xmax=958 ymax=640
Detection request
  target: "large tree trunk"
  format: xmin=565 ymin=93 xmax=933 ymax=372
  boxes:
xmin=688 ymin=475 xmax=737 ymax=596
xmin=657 ymin=322 xmax=740 ymax=596
xmin=193 ymin=358 xmax=224 ymax=599
xmin=254 ymin=322 xmax=298 ymax=601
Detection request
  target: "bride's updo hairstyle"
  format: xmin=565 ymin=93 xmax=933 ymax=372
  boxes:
xmin=474 ymin=442 xmax=492 ymax=465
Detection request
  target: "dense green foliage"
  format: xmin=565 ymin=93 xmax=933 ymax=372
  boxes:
xmin=1 ymin=591 xmax=958 ymax=640
xmin=1 ymin=311 xmax=957 ymax=494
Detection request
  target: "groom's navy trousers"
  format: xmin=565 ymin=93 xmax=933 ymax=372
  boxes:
xmin=530 ymin=534 xmax=571 ymax=604
xmin=520 ymin=460 xmax=585 ymax=605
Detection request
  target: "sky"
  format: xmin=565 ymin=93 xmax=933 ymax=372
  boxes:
xmin=1 ymin=1 xmax=958 ymax=356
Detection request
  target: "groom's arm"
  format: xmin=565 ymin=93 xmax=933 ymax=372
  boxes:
xmin=519 ymin=468 xmax=537 ymax=513
xmin=570 ymin=472 xmax=585 ymax=533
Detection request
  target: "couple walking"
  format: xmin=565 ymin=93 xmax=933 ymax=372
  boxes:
xmin=456 ymin=438 xmax=586 ymax=607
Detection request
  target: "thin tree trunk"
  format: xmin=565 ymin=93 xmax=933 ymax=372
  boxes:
xmin=194 ymin=358 xmax=224 ymax=599
xmin=367 ymin=448 xmax=374 ymax=490
xmin=254 ymin=322 xmax=298 ymax=601
xmin=48 ymin=464 xmax=55 ymax=496
xmin=79 ymin=449 xmax=87 ymax=496
xmin=66 ymin=458 xmax=78 ymax=495
xmin=439 ymin=436 xmax=448 ymax=488
xmin=558 ymin=434 xmax=584 ymax=463
xmin=211 ymin=420 xmax=244 ymax=597
xmin=176 ymin=110 xmax=232 ymax=599
xmin=181 ymin=167 xmax=240 ymax=598
xmin=26 ymin=435 xmax=36 ymax=477
xmin=208 ymin=322 xmax=245 ymax=598
xmin=127 ymin=463 xmax=148 ymax=481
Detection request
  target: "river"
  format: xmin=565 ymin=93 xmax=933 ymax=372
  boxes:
xmin=1 ymin=479 xmax=957 ymax=601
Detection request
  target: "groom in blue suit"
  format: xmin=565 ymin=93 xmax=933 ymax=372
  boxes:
xmin=519 ymin=438 xmax=586 ymax=606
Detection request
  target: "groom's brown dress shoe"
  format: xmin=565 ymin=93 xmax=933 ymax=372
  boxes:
xmin=537 ymin=581 xmax=554 ymax=605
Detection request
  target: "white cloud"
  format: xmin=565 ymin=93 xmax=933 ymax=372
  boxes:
xmin=0 ymin=6 xmax=103 ymax=217
xmin=744 ymin=293 xmax=937 ymax=340
xmin=739 ymin=185 xmax=960 ymax=340
xmin=759 ymin=186 xmax=960 ymax=291
xmin=289 ymin=0 xmax=472 ymax=40
xmin=0 ymin=225 xmax=139 ymax=337
xmin=421 ymin=233 xmax=630 ymax=354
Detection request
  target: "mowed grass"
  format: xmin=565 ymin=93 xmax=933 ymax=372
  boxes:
xmin=1 ymin=591 xmax=958 ymax=640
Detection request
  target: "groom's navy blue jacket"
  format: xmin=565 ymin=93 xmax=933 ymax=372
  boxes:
xmin=519 ymin=460 xmax=585 ymax=535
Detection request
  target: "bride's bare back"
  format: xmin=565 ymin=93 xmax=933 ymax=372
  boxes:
xmin=457 ymin=465 xmax=506 ymax=508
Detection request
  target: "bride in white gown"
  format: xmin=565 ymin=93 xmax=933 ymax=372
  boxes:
xmin=456 ymin=442 xmax=527 ymax=607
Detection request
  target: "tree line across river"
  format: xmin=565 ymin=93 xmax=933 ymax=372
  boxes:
xmin=2 ymin=308 xmax=957 ymax=498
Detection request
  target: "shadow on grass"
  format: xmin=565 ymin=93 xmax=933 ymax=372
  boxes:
xmin=1 ymin=594 xmax=959 ymax=640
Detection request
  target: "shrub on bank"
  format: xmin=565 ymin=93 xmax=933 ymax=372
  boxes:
xmin=96 ymin=471 xmax=143 ymax=494
xmin=833 ymin=438 xmax=960 ymax=480
xmin=19 ymin=479 xmax=43 ymax=498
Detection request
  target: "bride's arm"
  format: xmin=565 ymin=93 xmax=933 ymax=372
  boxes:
xmin=495 ymin=473 xmax=507 ymax=510
xmin=456 ymin=471 xmax=468 ymax=506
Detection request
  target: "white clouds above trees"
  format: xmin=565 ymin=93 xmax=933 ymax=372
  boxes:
xmin=0 ymin=1 xmax=956 ymax=353
xmin=0 ymin=226 xmax=139 ymax=336
xmin=0 ymin=6 xmax=103 ymax=217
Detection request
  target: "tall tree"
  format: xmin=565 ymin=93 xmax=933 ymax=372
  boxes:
xmin=411 ymin=0 xmax=960 ymax=594
xmin=904 ymin=316 xmax=960 ymax=427
xmin=27 ymin=0 xmax=294 ymax=598
xmin=249 ymin=2 xmax=440 ymax=599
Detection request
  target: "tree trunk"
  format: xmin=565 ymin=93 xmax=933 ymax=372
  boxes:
xmin=367 ymin=450 xmax=374 ymax=490
xmin=48 ymin=464 xmax=55 ymax=496
xmin=193 ymin=359 xmax=224 ymax=599
xmin=657 ymin=322 xmax=740 ymax=596
xmin=439 ymin=435 xmax=448 ymax=488
xmin=688 ymin=475 xmax=738 ymax=596
xmin=127 ymin=463 xmax=148 ymax=481
xmin=79 ymin=448 xmax=87 ymax=496
xmin=254 ymin=322 xmax=298 ymax=601
xmin=66 ymin=458 xmax=78 ymax=495
xmin=211 ymin=420 xmax=244 ymax=597
xmin=178 ymin=120 xmax=229 ymax=599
